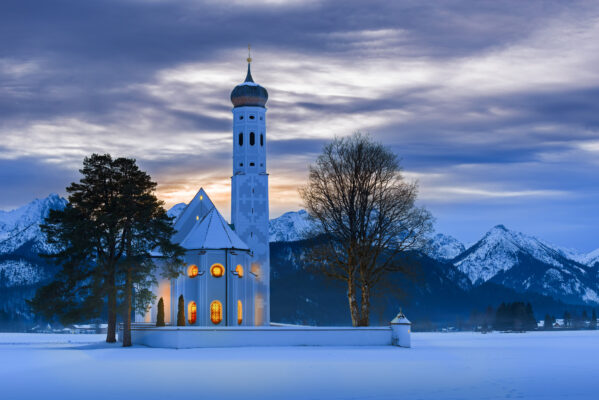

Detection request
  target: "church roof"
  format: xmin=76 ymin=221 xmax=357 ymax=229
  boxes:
xmin=179 ymin=206 xmax=250 ymax=251
xmin=171 ymin=188 xmax=215 ymax=245
xmin=230 ymin=63 xmax=268 ymax=108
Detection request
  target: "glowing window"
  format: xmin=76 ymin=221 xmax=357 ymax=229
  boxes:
xmin=235 ymin=265 xmax=244 ymax=277
xmin=210 ymin=264 xmax=224 ymax=277
xmin=250 ymin=132 xmax=255 ymax=146
xmin=188 ymin=265 xmax=198 ymax=278
xmin=188 ymin=301 xmax=197 ymax=324
xmin=210 ymin=301 xmax=223 ymax=325
xmin=237 ymin=300 xmax=243 ymax=325
xmin=238 ymin=133 xmax=243 ymax=146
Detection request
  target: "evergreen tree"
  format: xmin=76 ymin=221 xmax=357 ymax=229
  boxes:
xmin=591 ymin=309 xmax=597 ymax=330
xmin=544 ymin=314 xmax=553 ymax=330
xmin=563 ymin=311 xmax=572 ymax=328
xmin=156 ymin=297 xmax=165 ymax=327
xmin=177 ymin=295 xmax=186 ymax=326
xmin=28 ymin=154 xmax=183 ymax=344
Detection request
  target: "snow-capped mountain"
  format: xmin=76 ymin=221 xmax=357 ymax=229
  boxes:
xmin=427 ymin=233 xmax=466 ymax=261
xmin=167 ymin=203 xmax=186 ymax=220
xmin=453 ymin=225 xmax=599 ymax=304
xmin=0 ymin=194 xmax=67 ymax=255
xmin=580 ymin=248 xmax=599 ymax=267
xmin=268 ymin=210 xmax=314 ymax=242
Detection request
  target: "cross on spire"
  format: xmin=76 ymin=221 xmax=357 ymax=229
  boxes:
xmin=247 ymin=44 xmax=252 ymax=63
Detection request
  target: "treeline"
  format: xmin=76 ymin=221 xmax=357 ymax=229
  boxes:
xmin=468 ymin=302 xmax=537 ymax=332
xmin=543 ymin=309 xmax=597 ymax=330
xmin=469 ymin=302 xmax=598 ymax=332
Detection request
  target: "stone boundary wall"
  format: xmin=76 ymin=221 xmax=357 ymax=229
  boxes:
xmin=120 ymin=323 xmax=396 ymax=348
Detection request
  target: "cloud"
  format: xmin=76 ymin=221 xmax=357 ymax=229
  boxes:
xmin=1 ymin=0 xmax=598 ymax=249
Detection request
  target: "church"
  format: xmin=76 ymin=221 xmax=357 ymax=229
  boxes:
xmin=138 ymin=55 xmax=270 ymax=327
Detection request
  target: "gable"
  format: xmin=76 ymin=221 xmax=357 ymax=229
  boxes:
xmin=171 ymin=188 xmax=215 ymax=244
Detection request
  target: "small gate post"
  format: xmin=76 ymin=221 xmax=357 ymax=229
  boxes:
xmin=390 ymin=310 xmax=411 ymax=348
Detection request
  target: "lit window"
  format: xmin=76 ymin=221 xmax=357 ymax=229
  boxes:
xmin=200 ymin=195 xmax=203 ymax=200
xmin=235 ymin=265 xmax=244 ymax=277
xmin=188 ymin=301 xmax=197 ymax=324
xmin=210 ymin=263 xmax=224 ymax=277
xmin=237 ymin=300 xmax=243 ymax=325
xmin=196 ymin=215 xmax=199 ymax=221
xmin=238 ymin=133 xmax=243 ymax=146
xmin=188 ymin=265 xmax=198 ymax=278
xmin=210 ymin=300 xmax=222 ymax=324
xmin=250 ymin=132 xmax=255 ymax=146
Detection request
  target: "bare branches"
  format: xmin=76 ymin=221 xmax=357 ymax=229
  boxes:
xmin=299 ymin=132 xmax=433 ymax=326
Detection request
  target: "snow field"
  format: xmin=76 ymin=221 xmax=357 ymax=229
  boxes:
xmin=1 ymin=331 xmax=598 ymax=399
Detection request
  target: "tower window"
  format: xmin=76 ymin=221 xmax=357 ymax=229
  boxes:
xmin=260 ymin=134 xmax=263 ymax=146
xmin=249 ymin=115 xmax=255 ymax=120
xmin=237 ymin=300 xmax=243 ymax=325
xmin=188 ymin=265 xmax=198 ymax=278
xmin=250 ymin=162 xmax=255 ymax=167
xmin=210 ymin=263 xmax=224 ymax=277
xmin=210 ymin=301 xmax=222 ymax=325
xmin=260 ymin=116 xmax=263 ymax=120
xmin=239 ymin=163 xmax=243 ymax=167
xmin=238 ymin=133 xmax=243 ymax=146
xmin=250 ymin=132 xmax=255 ymax=146
xmin=239 ymin=115 xmax=243 ymax=120
xmin=188 ymin=301 xmax=197 ymax=324
xmin=235 ymin=264 xmax=244 ymax=277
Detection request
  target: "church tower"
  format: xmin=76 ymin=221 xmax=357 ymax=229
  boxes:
xmin=230 ymin=51 xmax=270 ymax=325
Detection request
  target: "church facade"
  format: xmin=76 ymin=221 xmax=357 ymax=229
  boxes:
xmin=139 ymin=59 xmax=270 ymax=327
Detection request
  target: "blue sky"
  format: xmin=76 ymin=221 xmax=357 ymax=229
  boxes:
xmin=1 ymin=0 xmax=598 ymax=251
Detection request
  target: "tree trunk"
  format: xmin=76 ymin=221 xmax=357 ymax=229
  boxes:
xmin=347 ymin=279 xmax=360 ymax=327
xmin=357 ymin=282 xmax=370 ymax=326
xmin=122 ymin=267 xmax=133 ymax=347
xmin=106 ymin=272 xmax=117 ymax=343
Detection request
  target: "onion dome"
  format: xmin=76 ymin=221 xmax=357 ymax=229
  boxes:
xmin=230 ymin=63 xmax=268 ymax=108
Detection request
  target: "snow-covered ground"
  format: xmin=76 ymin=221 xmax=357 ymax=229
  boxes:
xmin=1 ymin=331 xmax=598 ymax=399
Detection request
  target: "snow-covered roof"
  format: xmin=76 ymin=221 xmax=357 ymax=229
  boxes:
xmin=391 ymin=311 xmax=411 ymax=325
xmin=180 ymin=207 xmax=249 ymax=251
xmin=171 ymin=188 xmax=215 ymax=245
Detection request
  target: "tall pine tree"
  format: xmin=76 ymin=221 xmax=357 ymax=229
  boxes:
xmin=28 ymin=154 xmax=183 ymax=344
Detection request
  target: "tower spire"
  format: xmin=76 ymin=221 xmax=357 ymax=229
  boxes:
xmin=244 ymin=44 xmax=254 ymax=83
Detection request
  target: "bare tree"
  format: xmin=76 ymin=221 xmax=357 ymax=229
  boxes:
xmin=299 ymin=133 xmax=433 ymax=326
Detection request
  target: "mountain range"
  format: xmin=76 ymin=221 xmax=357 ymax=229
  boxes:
xmin=1 ymin=194 xmax=598 ymax=329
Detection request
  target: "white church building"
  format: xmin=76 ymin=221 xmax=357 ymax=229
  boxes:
xmin=138 ymin=58 xmax=270 ymax=327
xmin=128 ymin=56 xmax=410 ymax=348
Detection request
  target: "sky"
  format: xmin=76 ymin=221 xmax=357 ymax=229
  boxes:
xmin=1 ymin=0 xmax=598 ymax=251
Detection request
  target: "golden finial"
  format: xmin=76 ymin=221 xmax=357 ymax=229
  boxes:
xmin=247 ymin=44 xmax=252 ymax=63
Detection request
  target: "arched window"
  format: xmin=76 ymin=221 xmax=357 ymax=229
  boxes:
xmin=250 ymin=132 xmax=255 ymax=146
xmin=249 ymin=115 xmax=255 ymax=120
xmin=238 ymin=133 xmax=243 ymax=146
xmin=237 ymin=300 xmax=243 ymax=325
xmin=210 ymin=263 xmax=224 ymax=277
xmin=260 ymin=134 xmax=263 ymax=146
xmin=235 ymin=264 xmax=244 ymax=277
xmin=210 ymin=301 xmax=222 ymax=325
xmin=188 ymin=265 xmax=198 ymax=278
xmin=188 ymin=301 xmax=197 ymax=324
